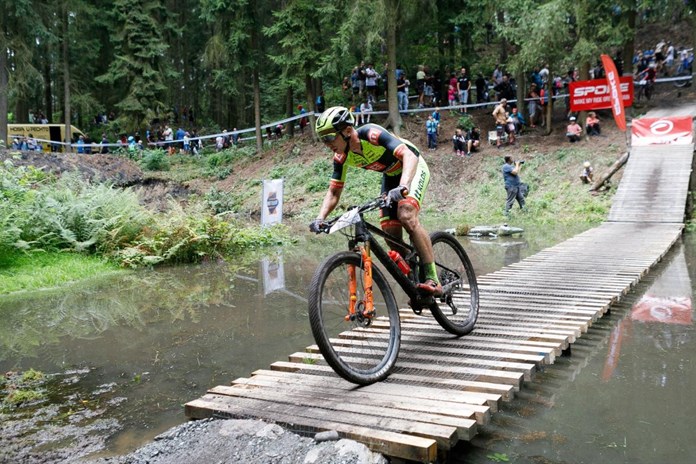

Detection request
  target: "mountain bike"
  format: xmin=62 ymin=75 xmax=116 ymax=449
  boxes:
xmin=635 ymin=78 xmax=654 ymax=101
xmin=307 ymin=196 xmax=479 ymax=385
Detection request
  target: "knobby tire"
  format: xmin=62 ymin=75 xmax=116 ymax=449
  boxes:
xmin=308 ymin=251 xmax=401 ymax=385
xmin=428 ymin=231 xmax=479 ymax=336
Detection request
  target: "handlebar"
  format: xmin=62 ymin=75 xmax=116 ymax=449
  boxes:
xmin=318 ymin=196 xmax=389 ymax=233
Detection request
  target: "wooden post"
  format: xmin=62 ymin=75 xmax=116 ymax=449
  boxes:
xmin=590 ymin=152 xmax=629 ymax=192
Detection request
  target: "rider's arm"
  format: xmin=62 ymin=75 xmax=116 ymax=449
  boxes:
xmin=317 ymin=185 xmax=342 ymax=221
xmin=317 ymin=159 xmax=348 ymax=220
xmin=397 ymin=147 xmax=419 ymax=188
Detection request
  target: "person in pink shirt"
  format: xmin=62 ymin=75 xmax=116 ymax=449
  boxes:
xmin=586 ymin=111 xmax=601 ymax=136
xmin=566 ymin=116 xmax=583 ymax=143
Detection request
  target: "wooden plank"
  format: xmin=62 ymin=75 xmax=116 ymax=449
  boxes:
xmin=244 ymin=369 xmax=502 ymax=412
xmin=184 ymin=396 xmax=437 ymax=462
xmin=209 ymin=384 xmax=476 ymax=441
xmin=290 ymin=350 xmax=536 ymax=382
xmin=268 ymin=361 xmax=516 ymax=400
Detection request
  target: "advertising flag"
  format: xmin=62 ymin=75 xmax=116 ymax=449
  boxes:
xmin=600 ymin=54 xmax=626 ymax=131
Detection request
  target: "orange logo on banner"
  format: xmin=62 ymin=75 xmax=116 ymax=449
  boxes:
xmin=601 ymin=54 xmax=626 ymax=131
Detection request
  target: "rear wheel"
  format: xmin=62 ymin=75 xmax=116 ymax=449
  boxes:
xmin=428 ymin=231 xmax=479 ymax=336
xmin=308 ymin=251 xmax=400 ymax=385
xmin=673 ymin=67 xmax=692 ymax=88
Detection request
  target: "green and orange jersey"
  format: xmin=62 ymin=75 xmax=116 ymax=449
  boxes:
xmin=329 ymin=124 xmax=421 ymax=190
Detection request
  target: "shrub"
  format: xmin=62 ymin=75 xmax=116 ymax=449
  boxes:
xmin=140 ymin=149 xmax=170 ymax=171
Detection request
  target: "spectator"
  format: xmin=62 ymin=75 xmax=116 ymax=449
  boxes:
xmin=457 ymin=67 xmax=471 ymax=113
xmin=359 ymin=100 xmax=373 ymax=125
xmin=466 ymin=127 xmax=481 ymax=156
xmin=566 ymin=116 xmax=583 ymax=143
xmin=298 ymin=105 xmax=308 ymax=133
xmin=502 ymin=155 xmax=525 ymax=216
xmin=76 ymin=135 xmax=85 ymax=154
xmin=527 ymin=83 xmax=540 ymax=128
xmin=396 ymin=73 xmax=409 ymax=113
xmin=365 ymin=63 xmax=378 ymax=104
xmin=426 ymin=115 xmax=438 ymax=150
xmin=510 ymin=107 xmax=525 ymax=134
xmin=163 ymin=125 xmax=174 ymax=154
xmin=494 ymin=75 xmax=515 ymax=107
xmin=492 ymin=64 xmax=503 ymax=85
xmin=447 ymin=83 xmax=457 ymax=109
xmin=492 ymin=98 xmax=514 ymax=148
xmin=232 ymin=127 xmax=239 ymax=145
xmin=183 ymin=132 xmax=191 ymax=154
xmin=452 ymin=128 xmax=467 ymax=157
xmin=350 ymin=67 xmax=360 ymax=104
xmin=586 ymin=111 xmax=601 ymax=136
xmin=316 ymin=92 xmax=325 ymax=113
xmin=274 ymin=123 xmax=283 ymax=139
xmin=475 ymin=73 xmax=488 ymax=103
xmin=580 ymin=161 xmax=594 ymax=184
xmin=432 ymin=107 xmax=441 ymax=134
xmin=100 ymin=133 xmax=109 ymax=154
xmin=216 ymin=132 xmax=225 ymax=151
xmin=416 ymin=65 xmax=427 ymax=108
xmin=539 ymin=82 xmax=549 ymax=127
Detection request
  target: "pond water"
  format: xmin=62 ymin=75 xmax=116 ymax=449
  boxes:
xmin=1 ymin=222 xmax=694 ymax=463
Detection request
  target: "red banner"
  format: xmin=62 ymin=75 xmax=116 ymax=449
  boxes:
xmin=630 ymin=295 xmax=692 ymax=325
xmin=631 ymin=116 xmax=694 ymax=146
xmin=569 ymin=76 xmax=634 ymax=113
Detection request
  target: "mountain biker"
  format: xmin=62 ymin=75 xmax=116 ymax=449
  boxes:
xmin=637 ymin=62 xmax=657 ymax=83
xmin=309 ymin=106 xmax=443 ymax=296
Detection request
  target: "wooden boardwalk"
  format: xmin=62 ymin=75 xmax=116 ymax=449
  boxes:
xmin=185 ymin=118 xmax=694 ymax=462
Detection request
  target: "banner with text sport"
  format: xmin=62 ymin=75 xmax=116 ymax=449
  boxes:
xmin=569 ymin=76 xmax=634 ymax=112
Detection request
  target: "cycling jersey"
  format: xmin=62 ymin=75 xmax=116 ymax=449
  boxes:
xmin=329 ymin=123 xmax=430 ymax=223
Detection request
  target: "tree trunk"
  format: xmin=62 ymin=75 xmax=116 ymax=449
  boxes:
xmin=286 ymin=86 xmax=294 ymax=138
xmin=590 ymin=152 xmax=629 ymax=192
xmin=253 ymin=66 xmax=262 ymax=152
xmin=43 ymin=56 xmax=52 ymax=122
xmin=622 ymin=8 xmax=636 ymax=75
xmin=305 ymin=74 xmax=316 ymax=141
xmin=62 ymin=3 xmax=72 ymax=151
xmin=383 ymin=0 xmax=401 ymax=133
xmin=497 ymin=11 xmax=508 ymax=64
xmin=544 ymin=65 xmax=553 ymax=136
xmin=0 ymin=24 xmax=8 ymax=144
xmin=578 ymin=61 xmax=590 ymax=137
xmin=515 ymin=70 xmax=525 ymax=119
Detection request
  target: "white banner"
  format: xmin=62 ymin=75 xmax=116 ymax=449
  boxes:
xmin=261 ymin=255 xmax=285 ymax=295
xmin=261 ymin=179 xmax=284 ymax=226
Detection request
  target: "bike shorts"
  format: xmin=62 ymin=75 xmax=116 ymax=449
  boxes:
xmin=379 ymin=156 xmax=430 ymax=226
xmin=496 ymin=124 xmax=505 ymax=137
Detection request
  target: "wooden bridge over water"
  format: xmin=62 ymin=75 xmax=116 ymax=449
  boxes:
xmin=185 ymin=110 xmax=695 ymax=462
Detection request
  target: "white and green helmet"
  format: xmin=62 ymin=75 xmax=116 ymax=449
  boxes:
xmin=315 ymin=106 xmax=356 ymax=136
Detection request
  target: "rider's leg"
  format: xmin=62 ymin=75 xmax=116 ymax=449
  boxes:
xmin=397 ymin=200 xmax=442 ymax=295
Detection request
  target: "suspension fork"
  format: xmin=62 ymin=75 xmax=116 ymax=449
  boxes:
xmin=346 ymin=243 xmax=375 ymax=320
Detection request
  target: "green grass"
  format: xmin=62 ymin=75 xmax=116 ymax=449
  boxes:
xmin=0 ymin=251 xmax=124 ymax=295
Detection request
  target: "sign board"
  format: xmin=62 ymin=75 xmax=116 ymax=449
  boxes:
xmin=569 ymin=77 xmax=634 ymax=112
xmin=261 ymin=255 xmax=285 ymax=295
xmin=631 ymin=116 xmax=694 ymax=146
xmin=261 ymin=179 xmax=284 ymax=226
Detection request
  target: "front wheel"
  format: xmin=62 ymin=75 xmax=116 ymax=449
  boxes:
xmin=308 ymin=251 xmax=401 ymax=385
xmin=428 ymin=231 xmax=479 ymax=336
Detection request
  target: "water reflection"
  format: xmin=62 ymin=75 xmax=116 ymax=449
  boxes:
xmin=453 ymin=237 xmax=696 ymax=464
xmin=0 ymin=222 xmax=613 ymax=459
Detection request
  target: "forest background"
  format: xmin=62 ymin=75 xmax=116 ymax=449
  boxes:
xmin=1 ymin=0 xmax=695 ymax=150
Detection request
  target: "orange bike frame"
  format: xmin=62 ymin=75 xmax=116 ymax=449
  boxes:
xmin=346 ymin=243 xmax=375 ymax=320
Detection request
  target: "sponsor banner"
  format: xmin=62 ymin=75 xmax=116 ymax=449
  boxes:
xmin=630 ymin=295 xmax=692 ymax=325
xmin=631 ymin=116 xmax=694 ymax=146
xmin=261 ymin=255 xmax=285 ymax=295
xmin=601 ymin=54 xmax=627 ymax=131
xmin=569 ymin=76 xmax=634 ymax=113
xmin=261 ymin=179 xmax=284 ymax=226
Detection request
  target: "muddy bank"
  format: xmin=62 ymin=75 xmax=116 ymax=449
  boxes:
xmin=0 ymin=150 xmax=144 ymax=187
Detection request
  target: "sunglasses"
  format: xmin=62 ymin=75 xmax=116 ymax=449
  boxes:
xmin=320 ymin=133 xmax=338 ymax=143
